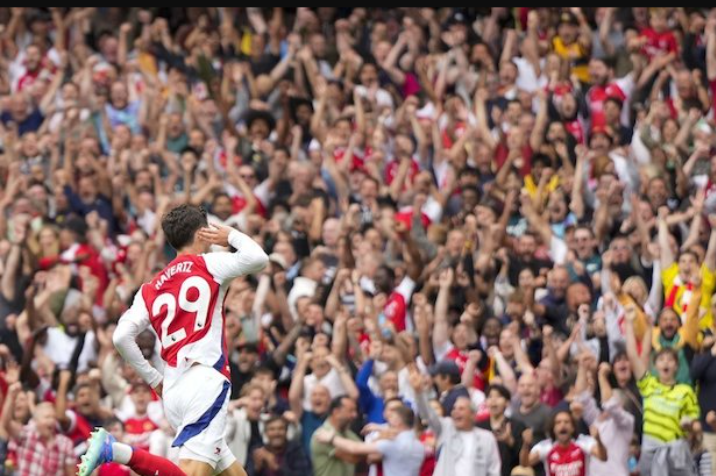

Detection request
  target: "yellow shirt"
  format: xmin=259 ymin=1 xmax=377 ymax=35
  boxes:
xmin=661 ymin=262 xmax=715 ymax=329
xmin=523 ymin=175 xmax=560 ymax=200
xmin=552 ymin=37 xmax=590 ymax=84
xmin=637 ymin=374 xmax=699 ymax=442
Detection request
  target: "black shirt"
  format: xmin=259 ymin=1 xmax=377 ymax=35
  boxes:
xmin=476 ymin=418 xmax=526 ymax=476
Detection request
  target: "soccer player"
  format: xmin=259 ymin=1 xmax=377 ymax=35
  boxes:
xmin=78 ymin=204 xmax=268 ymax=476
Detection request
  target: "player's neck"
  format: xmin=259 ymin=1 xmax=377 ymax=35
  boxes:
xmin=177 ymin=244 xmax=203 ymax=256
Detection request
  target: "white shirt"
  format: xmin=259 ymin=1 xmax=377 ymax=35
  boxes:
xmin=376 ymin=430 xmax=426 ymax=476
xmin=43 ymin=328 xmax=97 ymax=373
xmin=302 ymin=367 xmax=347 ymax=411
xmin=454 ymin=431 xmax=478 ymax=476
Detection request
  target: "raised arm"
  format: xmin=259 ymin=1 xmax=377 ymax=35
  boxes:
xmin=570 ymin=147 xmax=587 ymax=220
xmin=326 ymin=353 xmax=359 ymax=401
xmin=0 ymin=383 xmax=23 ymax=441
xmin=200 ymin=226 xmax=269 ymax=283
xmin=489 ymin=346 xmax=517 ymax=394
xmin=705 ymin=215 xmax=716 ymax=271
xmin=520 ymin=429 xmax=541 ymax=468
xmin=288 ymin=345 xmax=310 ymax=419
xmin=624 ymin=304 xmax=648 ymax=380
xmin=657 ymin=207 xmax=675 ymax=269
xmin=409 ymin=366 xmax=443 ymax=437
xmin=530 ymin=90 xmax=549 ymax=152
xmin=708 ymin=18 xmax=716 ymax=81
xmin=433 ymin=268 xmax=453 ymax=354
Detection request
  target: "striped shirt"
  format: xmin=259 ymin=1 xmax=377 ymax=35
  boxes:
xmin=637 ymin=374 xmax=699 ymax=442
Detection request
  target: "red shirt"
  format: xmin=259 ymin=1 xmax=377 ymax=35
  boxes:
xmin=547 ymin=442 xmax=587 ymax=476
xmin=418 ymin=430 xmax=437 ymax=476
xmin=565 ymin=119 xmax=585 ymax=145
xmin=64 ymin=410 xmax=92 ymax=448
xmin=445 ymin=347 xmax=488 ymax=391
xmin=494 ymin=143 xmax=533 ymax=178
xmin=385 ymin=157 xmax=420 ymax=190
xmin=640 ymin=28 xmax=678 ymax=59
xmin=534 ymin=438 xmax=595 ymax=476
xmin=587 ymin=82 xmax=628 ymax=127
xmin=383 ymin=292 xmax=408 ymax=332
xmin=124 ymin=415 xmax=158 ymax=452
xmin=381 ymin=277 xmax=416 ymax=333
xmin=230 ymin=194 xmax=267 ymax=217
xmin=60 ymin=243 xmax=109 ymax=305
xmin=141 ymin=254 xmax=232 ymax=382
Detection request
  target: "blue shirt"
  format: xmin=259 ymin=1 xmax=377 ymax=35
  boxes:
xmin=1 ymin=108 xmax=44 ymax=135
xmin=376 ymin=430 xmax=425 ymax=476
xmin=300 ymin=411 xmax=326 ymax=456
xmin=356 ymin=359 xmax=386 ymax=424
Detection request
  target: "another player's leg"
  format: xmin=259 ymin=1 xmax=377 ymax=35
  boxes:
xmin=78 ymin=427 xmax=187 ymax=476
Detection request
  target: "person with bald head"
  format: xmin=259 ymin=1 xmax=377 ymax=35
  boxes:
xmin=290 ymin=342 xmax=357 ymax=455
xmin=512 ymin=373 xmax=552 ymax=444
xmin=0 ymin=91 xmax=45 ymax=134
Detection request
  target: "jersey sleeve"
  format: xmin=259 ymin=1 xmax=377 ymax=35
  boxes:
xmin=202 ymin=229 xmax=269 ymax=284
xmin=575 ymin=434 xmax=597 ymax=455
xmin=395 ymin=276 xmax=416 ymax=302
xmin=113 ymin=288 xmax=164 ymax=389
xmin=531 ymin=439 xmax=552 ymax=462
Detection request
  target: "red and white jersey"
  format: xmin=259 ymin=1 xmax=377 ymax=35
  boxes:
xmin=123 ymin=415 xmax=158 ymax=452
xmin=586 ymin=75 xmax=634 ymax=127
xmin=114 ymin=230 xmax=268 ymax=390
xmin=532 ymin=436 xmax=596 ymax=476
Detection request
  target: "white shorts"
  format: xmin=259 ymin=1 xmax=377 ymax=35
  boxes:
xmin=163 ymin=365 xmax=236 ymax=471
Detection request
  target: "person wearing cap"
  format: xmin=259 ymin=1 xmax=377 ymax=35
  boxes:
xmin=552 ymin=9 xmax=592 ymax=84
xmin=410 ymin=366 xmax=501 ymax=476
xmin=429 ymin=359 xmax=470 ymax=415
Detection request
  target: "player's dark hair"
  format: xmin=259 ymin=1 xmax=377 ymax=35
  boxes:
xmin=161 ymin=204 xmax=208 ymax=251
